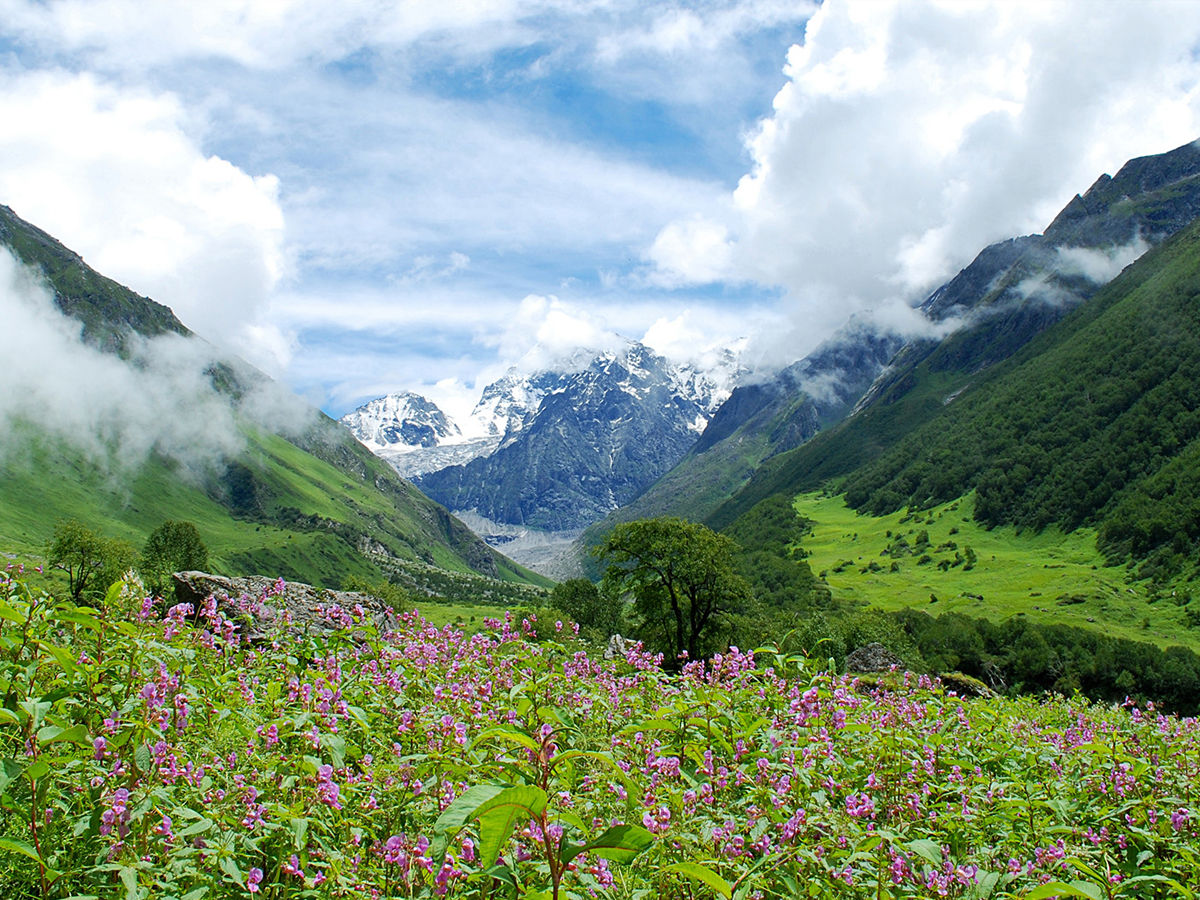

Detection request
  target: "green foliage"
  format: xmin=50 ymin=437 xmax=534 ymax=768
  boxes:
xmin=838 ymin=223 xmax=1200 ymax=575
xmin=3 ymin=567 xmax=1200 ymax=898
xmin=595 ymin=517 xmax=754 ymax=666
xmin=139 ymin=520 xmax=208 ymax=599
xmin=340 ymin=574 xmax=411 ymax=612
xmin=889 ymin=609 xmax=1200 ymax=714
xmin=549 ymin=578 xmax=623 ymax=638
xmin=0 ymin=422 xmax=546 ymax=593
xmin=712 ymin=219 xmax=1200 ymax=586
xmin=45 ymin=519 xmax=135 ymax=602
xmin=791 ymin=491 xmax=1194 ymax=650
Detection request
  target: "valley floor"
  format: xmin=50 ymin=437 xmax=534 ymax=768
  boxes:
xmin=795 ymin=491 xmax=1198 ymax=651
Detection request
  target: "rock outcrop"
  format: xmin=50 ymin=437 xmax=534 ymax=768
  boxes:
xmin=844 ymin=642 xmax=905 ymax=674
xmin=171 ymin=571 xmax=399 ymax=638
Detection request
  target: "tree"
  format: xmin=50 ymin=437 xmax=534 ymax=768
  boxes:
xmin=550 ymin=578 xmax=623 ymax=637
xmin=341 ymin=575 xmax=410 ymax=613
xmin=140 ymin=521 xmax=209 ymax=598
xmin=47 ymin=520 xmax=138 ymax=602
xmin=594 ymin=517 xmax=753 ymax=666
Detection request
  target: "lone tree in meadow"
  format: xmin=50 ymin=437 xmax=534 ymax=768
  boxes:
xmin=47 ymin=519 xmax=138 ymax=602
xmin=140 ymin=520 xmax=209 ymax=598
xmin=594 ymin=516 xmax=752 ymax=666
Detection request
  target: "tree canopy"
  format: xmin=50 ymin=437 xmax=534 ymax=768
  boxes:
xmin=594 ymin=517 xmax=752 ymax=666
xmin=47 ymin=519 xmax=137 ymax=601
xmin=549 ymin=577 xmax=623 ymax=638
xmin=140 ymin=520 xmax=209 ymax=598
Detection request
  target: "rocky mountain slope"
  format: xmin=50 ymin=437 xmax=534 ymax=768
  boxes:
xmin=340 ymin=369 xmax=565 ymax=479
xmin=409 ymin=342 xmax=734 ymax=532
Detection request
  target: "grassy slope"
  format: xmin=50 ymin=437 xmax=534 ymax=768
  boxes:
xmin=794 ymin=491 xmax=1198 ymax=650
xmin=0 ymin=422 xmax=547 ymax=590
xmin=0 ymin=204 xmax=547 ymax=590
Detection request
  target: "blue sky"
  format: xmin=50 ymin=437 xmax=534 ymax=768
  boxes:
xmin=2 ymin=1 xmax=1200 ymax=422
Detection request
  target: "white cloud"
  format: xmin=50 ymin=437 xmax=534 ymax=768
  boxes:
xmin=646 ymin=216 xmax=735 ymax=286
xmin=651 ymin=0 xmax=1200 ymax=366
xmin=489 ymin=294 xmax=624 ymax=371
xmin=1055 ymin=237 xmax=1150 ymax=285
xmin=0 ymin=70 xmax=288 ymax=371
xmin=0 ymin=0 xmax=544 ymax=70
xmin=0 ymin=249 xmax=244 ymax=474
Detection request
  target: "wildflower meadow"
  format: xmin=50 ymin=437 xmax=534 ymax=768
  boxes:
xmin=1 ymin=565 xmax=1198 ymax=899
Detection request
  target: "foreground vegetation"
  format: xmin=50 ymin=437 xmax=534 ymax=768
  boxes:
xmin=3 ymin=566 xmax=1199 ymax=899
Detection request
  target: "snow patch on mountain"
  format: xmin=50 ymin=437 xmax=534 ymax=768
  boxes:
xmin=341 ymin=339 xmax=747 ymax=487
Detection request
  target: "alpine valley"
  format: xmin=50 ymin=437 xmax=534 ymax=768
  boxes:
xmin=342 ymin=138 xmax=1200 ymax=663
xmin=0 ymin=204 xmax=549 ymax=597
xmin=341 ymin=341 xmax=742 ymax=572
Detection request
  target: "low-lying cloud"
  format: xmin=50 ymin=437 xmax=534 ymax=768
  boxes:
xmin=0 ymin=249 xmax=312 ymax=479
xmin=0 ymin=70 xmax=289 ymax=373
xmin=1054 ymin=237 xmax=1150 ymax=285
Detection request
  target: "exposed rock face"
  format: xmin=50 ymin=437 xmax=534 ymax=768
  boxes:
xmin=416 ymin=343 xmax=729 ymax=531
xmin=604 ymin=633 xmax=633 ymax=660
xmin=171 ymin=571 xmax=398 ymax=638
xmin=845 ymin=642 xmax=905 ymax=674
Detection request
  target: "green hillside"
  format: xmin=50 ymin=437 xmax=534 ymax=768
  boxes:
xmin=684 ymin=201 xmax=1200 ymax=682
xmin=792 ymin=491 xmax=1193 ymax=650
xmin=714 ymin=215 xmax=1200 ymax=545
xmin=0 ymin=205 xmax=546 ymax=591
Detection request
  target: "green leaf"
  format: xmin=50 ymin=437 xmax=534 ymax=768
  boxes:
xmin=474 ymin=785 xmax=548 ymax=868
xmin=104 ymin=581 xmax=125 ymax=609
xmin=561 ymin=823 xmax=655 ymax=866
xmin=180 ymin=889 xmax=210 ymax=900
xmin=52 ymin=608 xmax=103 ymax=632
xmin=972 ymin=871 xmax=1001 ymax=898
xmin=119 ymin=865 xmax=141 ymax=900
xmin=471 ymin=726 xmax=542 ymax=754
xmin=905 ymin=838 xmax=944 ymax=867
xmin=18 ymin=698 xmax=50 ymax=730
xmin=288 ymin=817 xmax=309 ymax=850
xmin=0 ymin=708 xmax=21 ymax=726
xmin=0 ymin=836 xmax=44 ymax=866
xmin=36 ymin=641 xmax=80 ymax=676
xmin=1118 ymin=875 xmax=1194 ymax=898
xmin=219 ymin=855 xmax=244 ymax=887
xmin=178 ymin=818 xmax=213 ymax=838
xmin=434 ymin=784 xmax=507 ymax=834
xmin=1022 ymin=881 xmax=1105 ymax=900
xmin=37 ymin=723 xmax=89 ymax=746
xmin=1064 ymin=858 xmax=1105 ymax=883
xmin=0 ymin=599 xmax=26 ymax=625
xmin=662 ymin=862 xmax=733 ymax=899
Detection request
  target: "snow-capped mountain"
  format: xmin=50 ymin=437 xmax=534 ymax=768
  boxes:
xmin=413 ymin=341 xmax=737 ymax=533
xmin=341 ymin=340 xmax=741 ymax=545
xmin=340 ymin=392 xmax=460 ymax=450
xmin=339 ymin=391 xmax=501 ymax=479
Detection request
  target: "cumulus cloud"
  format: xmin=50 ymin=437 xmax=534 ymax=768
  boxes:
xmin=650 ymin=0 xmax=1200 ymax=368
xmin=0 ymin=70 xmax=288 ymax=372
xmin=486 ymin=294 xmax=625 ymax=373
